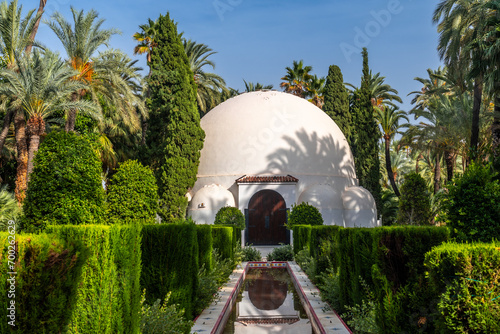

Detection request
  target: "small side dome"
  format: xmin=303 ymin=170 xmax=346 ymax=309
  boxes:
xmin=189 ymin=184 xmax=235 ymax=224
xmin=298 ymin=184 xmax=344 ymax=226
xmin=298 ymin=184 xmax=342 ymax=209
xmin=342 ymin=186 xmax=377 ymax=227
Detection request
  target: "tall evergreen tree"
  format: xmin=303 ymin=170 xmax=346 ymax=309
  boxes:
xmin=351 ymin=48 xmax=381 ymax=213
xmin=145 ymin=13 xmax=205 ymax=220
xmin=323 ymin=65 xmax=351 ymax=142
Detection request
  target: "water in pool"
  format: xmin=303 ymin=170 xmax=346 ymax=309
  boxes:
xmin=222 ymin=268 xmax=313 ymax=334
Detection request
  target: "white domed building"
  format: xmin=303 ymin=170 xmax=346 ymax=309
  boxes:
xmin=187 ymin=91 xmax=378 ymax=245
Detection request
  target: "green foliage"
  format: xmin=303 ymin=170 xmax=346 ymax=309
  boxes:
xmin=0 ymin=185 xmax=19 ymax=231
xmin=266 ymin=244 xmax=294 ymax=261
xmin=214 ymin=206 xmax=245 ymax=229
xmin=0 ymin=232 xmax=86 ymax=334
xmin=323 ymin=64 xmax=352 ymax=141
xmin=107 ymin=160 xmax=159 ymax=224
xmin=47 ymin=224 xmax=142 ymax=334
xmin=288 ymin=202 xmax=323 ymax=228
xmin=425 ymin=242 xmax=500 ymax=333
xmin=350 ymin=48 xmax=382 ymax=214
xmin=196 ymin=224 xmax=213 ymax=273
xmin=317 ymin=267 xmax=341 ymax=311
xmin=309 ymin=225 xmax=341 ymax=275
xmin=211 ymin=225 xmax=234 ymax=262
xmin=140 ymin=291 xmax=192 ymax=334
xmin=342 ymin=278 xmax=379 ymax=334
xmin=22 ymin=131 xmax=105 ymax=231
xmin=194 ymin=249 xmax=234 ymax=315
xmin=145 ymin=13 xmax=205 ymax=220
xmin=380 ymin=189 xmax=398 ymax=226
xmin=397 ymin=172 xmax=432 ymax=225
xmin=444 ymin=162 xmax=500 ymax=242
xmin=242 ymin=245 xmax=262 ymax=262
xmin=141 ymin=223 xmax=199 ymax=319
xmin=292 ymin=225 xmax=312 ymax=255
xmin=295 ymin=247 xmax=317 ymax=281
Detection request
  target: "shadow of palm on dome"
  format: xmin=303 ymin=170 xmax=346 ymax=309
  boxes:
xmin=263 ymin=129 xmax=356 ymax=178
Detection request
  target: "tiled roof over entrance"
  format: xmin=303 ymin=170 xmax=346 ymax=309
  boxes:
xmin=235 ymin=175 xmax=299 ymax=183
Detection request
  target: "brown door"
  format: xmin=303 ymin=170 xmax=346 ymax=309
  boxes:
xmin=247 ymin=190 xmax=287 ymax=245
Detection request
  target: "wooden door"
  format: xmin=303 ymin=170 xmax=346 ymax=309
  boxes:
xmin=247 ymin=190 xmax=287 ymax=245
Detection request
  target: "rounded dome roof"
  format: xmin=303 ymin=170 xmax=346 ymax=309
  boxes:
xmin=298 ymin=184 xmax=343 ymax=209
xmin=198 ymin=91 xmax=356 ymax=179
xmin=342 ymin=186 xmax=376 ymax=210
xmin=190 ymin=184 xmax=235 ymax=211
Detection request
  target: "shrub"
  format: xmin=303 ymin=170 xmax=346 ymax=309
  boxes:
xmin=444 ymin=162 xmax=500 ymax=242
xmin=295 ymin=247 xmax=317 ymax=281
xmin=266 ymin=244 xmax=294 ymax=261
xmin=196 ymin=225 xmax=213 ymax=273
xmin=140 ymin=291 xmax=192 ymax=334
xmin=288 ymin=202 xmax=323 ymax=228
xmin=309 ymin=225 xmax=341 ymax=275
xmin=397 ymin=172 xmax=432 ymax=225
xmin=425 ymin=242 xmax=500 ymax=333
xmin=47 ymin=224 xmax=142 ymax=334
xmin=0 ymin=185 xmax=20 ymax=231
xmin=0 ymin=232 xmax=86 ymax=334
xmin=242 ymin=245 xmax=262 ymax=261
xmin=214 ymin=206 xmax=245 ymax=229
xmin=141 ymin=223 xmax=199 ymax=319
xmin=292 ymin=225 xmax=312 ymax=255
xmin=107 ymin=160 xmax=158 ymax=224
xmin=211 ymin=225 xmax=234 ymax=261
xmin=22 ymin=132 xmax=105 ymax=231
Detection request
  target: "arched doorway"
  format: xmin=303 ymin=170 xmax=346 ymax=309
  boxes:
xmin=247 ymin=190 xmax=287 ymax=245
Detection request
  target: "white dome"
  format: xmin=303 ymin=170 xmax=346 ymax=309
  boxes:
xmin=198 ymin=91 xmax=355 ymax=178
xmin=188 ymin=184 xmax=236 ymax=224
xmin=298 ymin=184 xmax=342 ymax=209
xmin=342 ymin=186 xmax=378 ymax=227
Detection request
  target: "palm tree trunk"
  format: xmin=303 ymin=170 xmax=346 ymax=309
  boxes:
xmin=434 ymin=153 xmax=441 ymax=194
xmin=470 ymin=77 xmax=483 ymax=160
xmin=25 ymin=0 xmax=47 ymax=54
xmin=385 ymin=136 xmax=400 ymax=197
xmin=14 ymin=109 xmax=28 ymax=204
xmin=0 ymin=108 xmax=14 ymax=155
xmin=26 ymin=116 xmax=45 ymax=182
xmin=493 ymin=94 xmax=500 ymax=162
xmin=444 ymin=150 xmax=455 ymax=183
xmin=416 ymin=153 xmax=422 ymax=173
xmin=65 ymin=93 xmax=78 ymax=132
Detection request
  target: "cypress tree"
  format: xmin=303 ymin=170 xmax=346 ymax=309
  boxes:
xmin=323 ymin=65 xmax=352 ymax=141
xmin=145 ymin=13 xmax=205 ymax=220
xmin=351 ymin=48 xmax=382 ymax=213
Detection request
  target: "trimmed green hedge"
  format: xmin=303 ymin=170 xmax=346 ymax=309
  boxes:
xmin=23 ymin=132 xmax=105 ymax=231
xmin=292 ymin=225 xmax=312 ymax=255
xmin=47 ymin=224 xmax=142 ymax=334
xmin=212 ymin=225 xmax=234 ymax=261
xmin=425 ymin=242 xmax=500 ymax=333
xmin=0 ymin=232 xmax=86 ymax=334
xmin=106 ymin=160 xmax=159 ymax=224
xmin=303 ymin=225 xmax=450 ymax=333
xmin=196 ymin=224 xmax=213 ymax=272
xmin=141 ymin=224 xmax=199 ymax=319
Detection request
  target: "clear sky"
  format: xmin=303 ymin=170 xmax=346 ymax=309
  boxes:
xmin=30 ymin=0 xmax=443 ymax=113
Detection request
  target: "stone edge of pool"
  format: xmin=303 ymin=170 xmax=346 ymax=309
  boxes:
xmin=191 ymin=261 xmax=352 ymax=334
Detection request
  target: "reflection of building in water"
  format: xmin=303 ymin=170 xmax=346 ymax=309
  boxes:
xmin=188 ymin=91 xmax=378 ymax=245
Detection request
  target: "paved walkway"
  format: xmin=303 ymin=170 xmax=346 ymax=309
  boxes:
xmin=253 ymin=245 xmax=279 ymax=260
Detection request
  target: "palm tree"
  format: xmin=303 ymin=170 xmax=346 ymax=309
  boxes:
xmin=0 ymin=0 xmax=41 ymax=203
xmin=183 ymin=39 xmax=227 ymax=114
xmin=45 ymin=7 xmax=120 ymax=132
xmin=0 ymin=50 xmax=98 ymax=179
xmin=25 ymin=0 xmax=46 ymax=54
xmin=306 ymin=74 xmax=325 ymax=108
xmin=243 ymin=79 xmax=273 ymax=92
xmin=347 ymin=71 xmax=402 ymax=109
xmin=433 ymin=0 xmax=490 ymax=158
xmin=375 ymin=106 xmax=409 ymax=196
xmin=133 ymin=18 xmax=157 ymax=70
xmin=280 ymin=60 xmax=313 ymax=98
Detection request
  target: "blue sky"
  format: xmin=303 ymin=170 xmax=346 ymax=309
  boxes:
xmin=30 ymin=0 xmax=442 ymax=113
